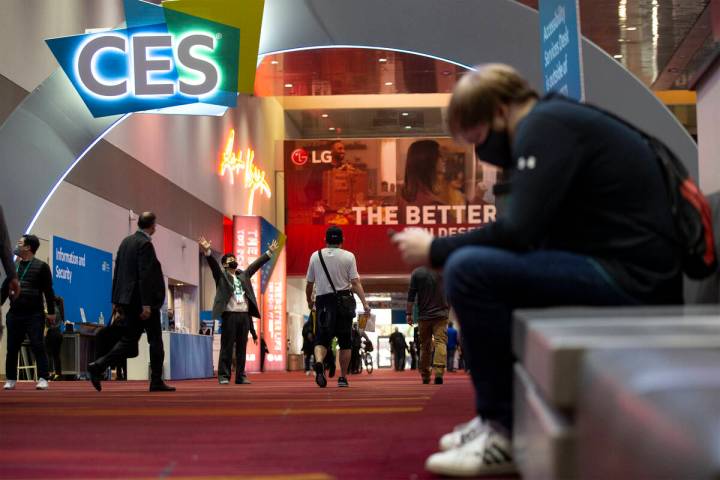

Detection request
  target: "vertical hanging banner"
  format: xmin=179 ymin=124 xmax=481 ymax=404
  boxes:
xmin=539 ymin=0 xmax=585 ymax=101
xmin=233 ymin=215 xmax=261 ymax=372
xmin=261 ymin=249 xmax=286 ymax=371
xmin=52 ymin=236 xmax=113 ymax=326
xmin=233 ymin=215 xmax=287 ymax=372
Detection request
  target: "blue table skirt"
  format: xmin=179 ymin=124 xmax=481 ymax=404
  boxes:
xmin=169 ymin=333 xmax=214 ymax=380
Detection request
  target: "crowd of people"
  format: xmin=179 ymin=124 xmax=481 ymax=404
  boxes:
xmin=0 ymin=61 xmax=697 ymax=477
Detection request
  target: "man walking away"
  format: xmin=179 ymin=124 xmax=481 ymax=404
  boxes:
xmin=305 ymin=226 xmax=370 ymax=388
xmin=88 ymin=212 xmax=175 ymax=392
xmin=406 ymin=267 xmax=450 ymax=384
xmin=389 ymin=328 xmax=409 ymax=372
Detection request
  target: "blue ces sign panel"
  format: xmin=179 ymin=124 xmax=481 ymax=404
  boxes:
xmin=53 ymin=236 xmax=113 ymax=326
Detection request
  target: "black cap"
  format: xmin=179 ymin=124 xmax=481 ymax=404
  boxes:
xmin=326 ymin=226 xmax=343 ymax=244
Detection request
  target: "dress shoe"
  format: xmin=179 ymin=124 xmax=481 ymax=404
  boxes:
xmin=87 ymin=362 xmax=103 ymax=392
xmin=235 ymin=376 xmax=251 ymax=385
xmin=149 ymin=382 xmax=176 ymax=392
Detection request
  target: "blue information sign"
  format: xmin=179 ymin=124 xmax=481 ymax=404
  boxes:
xmin=52 ymin=236 xmax=113 ymax=326
xmin=539 ymin=0 xmax=585 ymax=100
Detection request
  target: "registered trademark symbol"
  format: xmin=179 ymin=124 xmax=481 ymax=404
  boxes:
xmin=216 ymin=33 xmax=223 ymax=40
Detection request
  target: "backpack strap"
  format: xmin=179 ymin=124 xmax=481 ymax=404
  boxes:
xmin=317 ymin=249 xmax=337 ymax=294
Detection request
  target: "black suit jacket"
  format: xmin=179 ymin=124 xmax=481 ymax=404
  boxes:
xmin=112 ymin=231 xmax=165 ymax=309
xmin=206 ymin=252 xmax=270 ymax=321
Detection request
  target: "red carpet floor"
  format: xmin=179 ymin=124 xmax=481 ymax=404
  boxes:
xmin=0 ymin=370 xmax=500 ymax=479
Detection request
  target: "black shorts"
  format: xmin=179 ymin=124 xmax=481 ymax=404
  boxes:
xmin=315 ymin=291 xmax=354 ymax=350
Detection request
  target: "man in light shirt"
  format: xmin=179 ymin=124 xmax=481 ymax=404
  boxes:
xmin=305 ymin=226 xmax=370 ymax=388
xmin=199 ymin=236 xmax=279 ymax=385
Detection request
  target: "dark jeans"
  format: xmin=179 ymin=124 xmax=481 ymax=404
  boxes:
xmin=219 ymin=311 xmax=252 ymax=381
xmin=45 ymin=328 xmax=63 ymax=376
xmin=444 ymin=247 xmax=640 ymax=434
xmin=94 ymin=305 xmax=165 ymax=383
xmin=6 ymin=312 xmax=49 ymax=380
xmin=393 ymin=351 xmax=406 ymax=371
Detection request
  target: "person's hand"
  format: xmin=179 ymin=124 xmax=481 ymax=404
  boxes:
xmin=391 ymin=228 xmax=434 ymax=266
xmin=140 ymin=306 xmax=151 ymax=320
xmin=8 ymin=277 xmax=20 ymax=300
xmin=363 ymin=304 xmax=371 ymax=315
xmin=268 ymin=239 xmax=280 ymax=255
xmin=46 ymin=314 xmax=56 ymax=325
xmin=406 ymin=313 xmax=413 ymax=326
xmin=253 ymin=337 xmax=258 ymax=346
xmin=307 ymin=300 xmax=314 ymax=311
xmin=198 ymin=236 xmax=212 ymax=254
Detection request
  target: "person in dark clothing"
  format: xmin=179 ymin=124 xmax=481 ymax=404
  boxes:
xmin=409 ymin=341 xmax=418 ymax=370
xmin=393 ymin=64 xmax=684 ymax=477
xmin=407 ymin=267 xmax=450 ymax=384
xmin=447 ymin=322 xmax=458 ymax=372
xmin=350 ymin=323 xmax=362 ymax=374
xmin=45 ymin=296 xmax=65 ymax=380
xmin=199 ymin=235 xmax=278 ymax=384
xmin=3 ymin=234 xmax=55 ymax=390
xmin=389 ymin=328 xmax=409 ymax=371
xmin=301 ymin=318 xmax=315 ymax=375
xmin=259 ymin=336 xmax=270 ymax=372
xmin=88 ymin=212 xmax=175 ymax=393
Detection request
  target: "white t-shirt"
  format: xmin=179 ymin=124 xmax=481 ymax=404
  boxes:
xmin=306 ymin=247 xmax=359 ymax=296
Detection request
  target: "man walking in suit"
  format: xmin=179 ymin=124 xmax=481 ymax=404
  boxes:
xmin=198 ymin=236 xmax=279 ymax=385
xmin=88 ymin=212 xmax=175 ymax=392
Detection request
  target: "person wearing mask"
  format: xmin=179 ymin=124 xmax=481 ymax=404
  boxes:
xmin=3 ymin=234 xmax=55 ymax=390
xmin=306 ymin=226 xmax=370 ymax=388
xmin=447 ymin=322 xmax=458 ymax=372
xmin=88 ymin=212 xmax=175 ymax=392
xmin=389 ymin=327 xmax=409 ymax=371
xmin=407 ymin=267 xmax=450 ymax=384
xmin=45 ymin=296 xmax=65 ymax=381
xmin=392 ymin=64 xmax=684 ymax=477
xmin=198 ymin=236 xmax=279 ymax=385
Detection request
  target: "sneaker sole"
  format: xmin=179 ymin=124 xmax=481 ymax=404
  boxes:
xmin=425 ymin=459 xmax=516 ymax=477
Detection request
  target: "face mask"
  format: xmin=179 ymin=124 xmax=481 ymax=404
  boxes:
xmin=474 ymin=128 xmax=513 ymax=169
xmin=226 ymin=261 xmax=238 ymax=270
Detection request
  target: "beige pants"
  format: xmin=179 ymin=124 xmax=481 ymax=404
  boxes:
xmin=419 ymin=318 xmax=448 ymax=380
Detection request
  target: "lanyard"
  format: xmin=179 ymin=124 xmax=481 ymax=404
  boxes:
xmin=18 ymin=260 xmax=32 ymax=281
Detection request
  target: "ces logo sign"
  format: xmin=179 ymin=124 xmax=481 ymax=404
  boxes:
xmin=44 ymin=0 xmax=264 ymax=117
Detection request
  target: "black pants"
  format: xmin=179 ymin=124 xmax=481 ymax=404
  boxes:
xmin=94 ymin=305 xmax=165 ymax=383
xmin=394 ymin=351 xmax=406 ymax=371
xmin=219 ymin=311 xmax=252 ymax=380
xmin=6 ymin=312 xmax=49 ymax=380
xmin=45 ymin=328 xmax=63 ymax=376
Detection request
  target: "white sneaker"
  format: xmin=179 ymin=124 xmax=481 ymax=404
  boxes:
xmin=3 ymin=380 xmax=16 ymax=390
xmin=36 ymin=378 xmax=49 ymax=390
xmin=439 ymin=416 xmax=484 ymax=451
xmin=426 ymin=424 xmax=515 ymax=477
xmin=219 ymin=378 xmax=230 ymax=385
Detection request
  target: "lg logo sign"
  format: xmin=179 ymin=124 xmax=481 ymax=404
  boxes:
xmin=77 ymin=33 xmax=219 ymax=98
xmin=290 ymin=149 xmax=333 ymax=166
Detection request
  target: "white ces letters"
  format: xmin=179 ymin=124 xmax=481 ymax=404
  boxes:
xmin=77 ymin=33 xmax=219 ymax=97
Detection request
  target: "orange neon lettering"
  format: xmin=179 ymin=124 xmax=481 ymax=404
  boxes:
xmin=219 ymin=129 xmax=272 ymax=215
